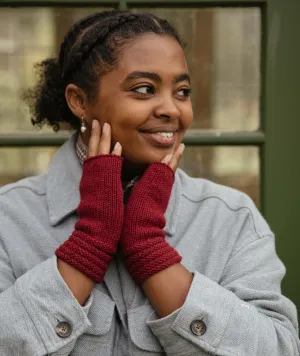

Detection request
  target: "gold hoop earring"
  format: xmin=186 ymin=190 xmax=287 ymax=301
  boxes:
xmin=80 ymin=116 xmax=87 ymax=133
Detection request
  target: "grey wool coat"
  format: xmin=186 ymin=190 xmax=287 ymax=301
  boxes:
xmin=0 ymin=133 xmax=299 ymax=356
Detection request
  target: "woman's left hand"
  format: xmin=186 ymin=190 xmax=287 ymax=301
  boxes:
xmin=160 ymin=143 xmax=185 ymax=171
xmin=120 ymin=143 xmax=185 ymax=286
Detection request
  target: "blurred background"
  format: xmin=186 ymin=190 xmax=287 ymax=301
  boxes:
xmin=0 ymin=0 xmax=299 ymax=320
xmin=0 ymin=6 xmax=260 ymax=203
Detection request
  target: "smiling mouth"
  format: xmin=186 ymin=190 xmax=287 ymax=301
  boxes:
xmin=155 ymin=132 xmax=175 ymax=138
xmin=140 ymin=130 xmax=178 ymax=147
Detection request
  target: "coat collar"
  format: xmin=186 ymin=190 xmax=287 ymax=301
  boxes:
xmin=47 ymin=133 xmax=81 ymax=226
xmin=46 ymin=133 xmax=181 ymax=237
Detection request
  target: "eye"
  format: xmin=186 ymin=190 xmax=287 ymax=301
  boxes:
xmin=132 ymin=85 xmax=155 ymax=95
xmin=176 ymin=88 xmax=191 ymax=98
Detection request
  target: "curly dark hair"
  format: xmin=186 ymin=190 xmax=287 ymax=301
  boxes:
xmin=23 ymin=10 xmax=184 ymax=132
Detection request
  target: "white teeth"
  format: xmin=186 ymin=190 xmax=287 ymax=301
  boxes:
xmin=157 ymin=132 xmax=174 ymax=138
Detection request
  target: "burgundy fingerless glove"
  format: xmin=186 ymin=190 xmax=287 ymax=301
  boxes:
xmin=121 ymin=163 xmax=182 ymax=285
xmin=56 ymin=155 xmax=124 ymax=283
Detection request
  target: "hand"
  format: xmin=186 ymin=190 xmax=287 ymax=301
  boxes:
xmin=120 ymin=143 xmax=185 ymax=285
xmin=87 ymin=120 xmax=122 ymax=158
xmin=56 ymin=120 xmax=124 ymax=283
xmin=160 ymin=143 xmax=185 ymax=171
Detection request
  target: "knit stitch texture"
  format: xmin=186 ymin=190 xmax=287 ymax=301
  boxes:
xmin=56 ymin=154 xmax=124 ymax=283
xmin=121 ymin=163 xmax=182 ymax=285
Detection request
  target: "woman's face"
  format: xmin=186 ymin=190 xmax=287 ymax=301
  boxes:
xmin=87 ymin=33 xmax=193 ymax=164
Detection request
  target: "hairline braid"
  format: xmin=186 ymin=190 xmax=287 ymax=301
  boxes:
xmin=62 ymin=12 xmax=139 ymax=79
xmin=59 ymin=11 xmax=122 ymax=69
xmin=59 ymin=13 xmax=102 ymax=68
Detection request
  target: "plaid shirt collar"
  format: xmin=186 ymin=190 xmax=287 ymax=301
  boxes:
xmin=76 ymin=133 xmax=88 ymax=165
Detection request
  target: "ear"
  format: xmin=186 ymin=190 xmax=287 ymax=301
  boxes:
xmin=65 ymin=84 xmax=88 ymax=119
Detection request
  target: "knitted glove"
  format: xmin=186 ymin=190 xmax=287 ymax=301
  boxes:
xmin=121 ymin=163 xmax=182 ymax=285
xmin=56 ymin=155 xmax=123 ymax=283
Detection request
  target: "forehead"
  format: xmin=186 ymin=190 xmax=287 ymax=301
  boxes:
xmin=116 ymin=34 xmax=188 ymax=76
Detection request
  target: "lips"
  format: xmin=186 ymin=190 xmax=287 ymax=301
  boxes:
xmin=139 ymin=126 xmax=179 ymax=134
xmin=140 ymin=130 xmax=178 ymax=147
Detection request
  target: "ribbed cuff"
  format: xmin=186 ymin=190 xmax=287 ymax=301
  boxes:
xmin=55 ymin=232 xmax=113 ymax=284
xmin=126 ymin=240 xmax=182 ymax=285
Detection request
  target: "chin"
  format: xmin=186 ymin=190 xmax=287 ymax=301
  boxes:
xmin=122 ymin=151 xmax=167 ymax=166
xmin=139 ymin=153 xmax=170 ymax=165
xmin=122 ymin=142 xmax=176 ymax=165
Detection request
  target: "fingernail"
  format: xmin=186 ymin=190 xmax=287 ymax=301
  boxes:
xmin=114 ymin=142 xmax=120 ymax=151
xmin=92 ymin=120 xmax=97 ymax=130
xmin=179 ymin=144 xmax=185 ymax=155
xmin=103 ymin=122 xmax=108 ymax=133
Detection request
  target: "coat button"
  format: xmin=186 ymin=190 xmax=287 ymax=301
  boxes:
xmin=56 ymin=321 xmax=72 ymax=338
xmin=190 ymin=320 xmax=206 ymax=336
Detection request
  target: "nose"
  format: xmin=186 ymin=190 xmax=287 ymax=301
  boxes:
xmin=153 ymin=94 xmax=180 ymax=120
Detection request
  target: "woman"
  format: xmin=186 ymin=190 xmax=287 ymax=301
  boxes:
xmin=0 ymin=10 xmax=299 ymax=356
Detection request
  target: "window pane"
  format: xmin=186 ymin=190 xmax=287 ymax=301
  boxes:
xmin=0 ymin=7 xmax=112 ymax=133
xmin=0 ymin=147 xmax=56 ymax=187
xmin=132 ymin=7 xmax=261 ymax=131
xmin=179 ymin=146 xmax=260 ymax=207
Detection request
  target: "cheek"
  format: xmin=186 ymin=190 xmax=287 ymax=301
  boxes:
xmin=109 ymin=101 xmax=151 ymax=133
xmin=182 ymin=103 xmax=193 ymax=129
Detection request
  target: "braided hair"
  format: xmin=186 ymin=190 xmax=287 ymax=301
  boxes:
xmin=23 ymin=10 xmax=183 ymax=132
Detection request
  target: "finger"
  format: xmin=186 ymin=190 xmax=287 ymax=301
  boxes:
xmin=98 ymin=122 xmax=111 ymax=155
xmin=161 ymin=153 xmax=173 ymax=165
xmin=88 ymin=120 xmax=100 ymax=158
xmin=111 ymin=142 xmax=122 ymax=156
xmin=168 ymin=144 xmax=185 ymax=171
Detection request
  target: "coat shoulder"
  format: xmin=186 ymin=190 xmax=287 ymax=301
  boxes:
xmin=0 ymin=174 xmax=46 ymax=198
xmin=177 ymin=169 xmax=271 ymax=238
xmin=0 ymin=174 xmax=47 ymax=218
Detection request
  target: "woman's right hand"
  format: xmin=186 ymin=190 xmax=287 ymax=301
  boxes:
xmin=88 ymin=119 xmax=122 ymax=158
xmin=56 ymin=120 xmax=124 ymax=284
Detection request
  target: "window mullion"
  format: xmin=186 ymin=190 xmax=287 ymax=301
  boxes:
xmin=0 ymin=131 xmax=265 ymax=147
xmin=118 ymin=0 xmax=128 ymax=9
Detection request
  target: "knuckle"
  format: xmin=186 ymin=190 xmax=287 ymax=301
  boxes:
xmin=100 ymin=133 xmax=109 ymax=141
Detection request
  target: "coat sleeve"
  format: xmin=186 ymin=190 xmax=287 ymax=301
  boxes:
xmin=0 ymin=242 xmax=94 ymax=356
xmin=147 ymin=235 xmax=300 ymax=356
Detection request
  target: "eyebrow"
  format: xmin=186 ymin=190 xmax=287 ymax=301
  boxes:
xmin=123 ymin=71 xmax=191 ymax=85
xmin=174 ymin=73 xmax=191 ymax=84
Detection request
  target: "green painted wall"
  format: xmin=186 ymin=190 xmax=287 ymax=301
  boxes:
xmin=263 ymin=0 xmax=300 ymax=319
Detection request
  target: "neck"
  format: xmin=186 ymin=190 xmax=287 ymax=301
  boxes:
xmin=121 ymin=159 xmax=148 ymax=185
